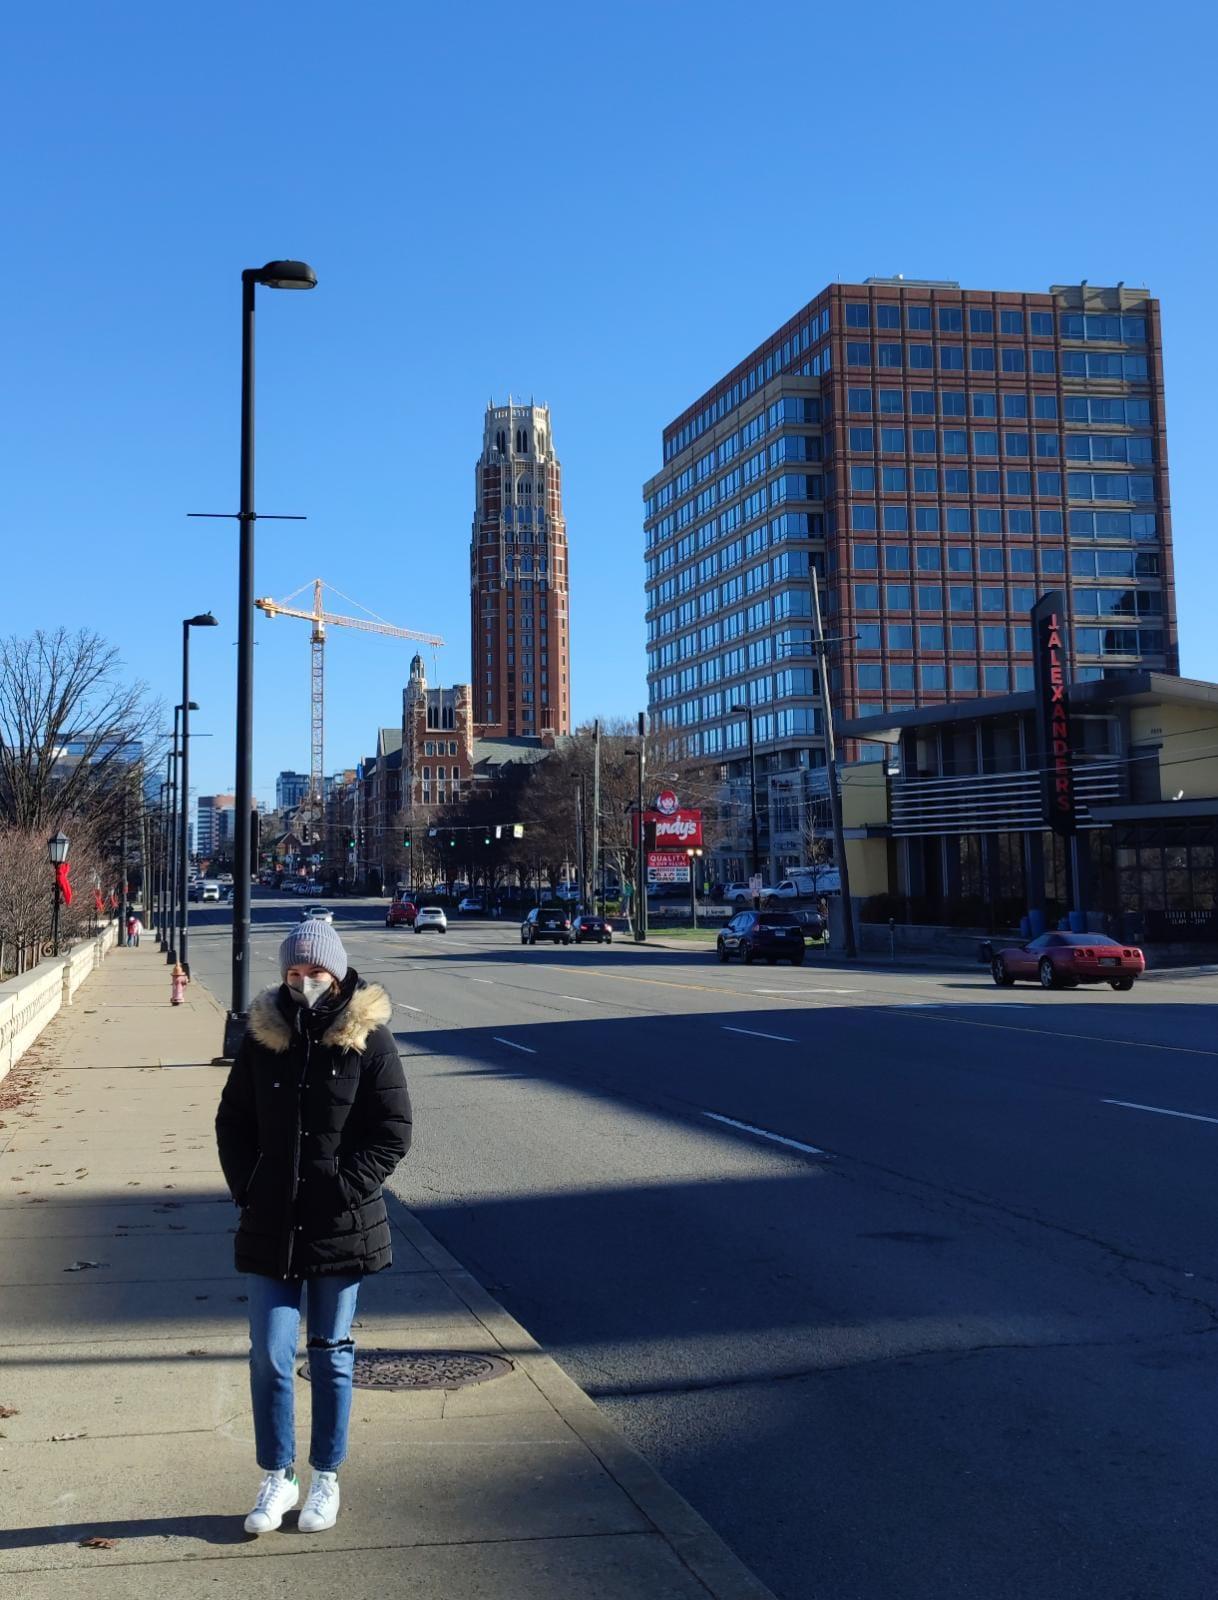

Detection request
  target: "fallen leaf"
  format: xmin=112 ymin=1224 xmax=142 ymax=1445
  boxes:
xmin=0 ymin=1405 xmax=18 ymax=1419
xmin=64 ymin=1261 xmax=107 ymax=1272
xmin=186 ymin=1348 xmax=208 ymax=1357
xmin=78 ymin=1535 xmax=118 ymax=1549
xmin=51 ymin=1430 xmax=87 ymax=1442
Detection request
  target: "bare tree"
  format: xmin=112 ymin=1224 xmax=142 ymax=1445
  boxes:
xmin=0 ymin=628 xmax=161 ymax=832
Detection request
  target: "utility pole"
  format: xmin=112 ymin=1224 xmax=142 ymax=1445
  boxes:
xmin=812 ymin=568 xmax=857 ymax=959
xmin=634 ymin=711 xmax=648 ymax=943
xmin=591 ymin=719 xmax=601 ymax=918
xmin=118 ymin=785 xmax=129 ymax=944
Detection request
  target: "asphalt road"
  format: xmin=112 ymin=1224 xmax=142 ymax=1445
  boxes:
xmin=187 ymin=897 xmax=1218 ymax=1600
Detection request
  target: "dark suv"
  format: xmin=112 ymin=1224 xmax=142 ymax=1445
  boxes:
xmin=521 ymin=906 xmax=574 ymax=946
xmin=717 ymin=911 xmax=805 ymax=966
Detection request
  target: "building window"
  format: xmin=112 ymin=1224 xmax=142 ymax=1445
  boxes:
xmin=846 ymin=303 xmax=870 ymax=328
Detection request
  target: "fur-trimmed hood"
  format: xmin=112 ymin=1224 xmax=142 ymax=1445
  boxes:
xmin=247 ymin=981 xmax=394 ymax=1055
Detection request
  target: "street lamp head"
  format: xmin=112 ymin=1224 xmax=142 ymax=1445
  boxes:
xmin=176 ymin=701 xmax=200 ymax=713
xmin=47 ymin=830 xmax=70 ymax=865
xmin=250 ymin=259 xmax=317 ymax=291
xmin=186 ymin=612 xmax=219 ymax=628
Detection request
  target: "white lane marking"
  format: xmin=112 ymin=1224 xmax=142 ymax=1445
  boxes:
xmin=723 ymin=1026 xmax=797 ymax=1043
xmin=558 ymin=994 xmax=595 ymax=1004
xmin=1102 ymin=1098 xmax=1218 ymax=1127
xmin=492 ymin=1037 xmax=537 ymax=1054
xmin=470 ymin=978 xmax=494 ymax=984
xmin=396 ymin=1003 xmax=423 ymax=1013
xmin=703 ymin=1111 xmax=825 ymax=1156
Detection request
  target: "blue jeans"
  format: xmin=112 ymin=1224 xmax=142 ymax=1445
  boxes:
xmin=246 ymin=1273 xmax=361 ymax=1472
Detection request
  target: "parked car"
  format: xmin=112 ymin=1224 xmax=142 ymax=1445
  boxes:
xmin=521 ymin=907 xmax=574 ymax=945
xmin=200 ymin=880 xmax=221 ymax=903
xmin=414 ymin=906 xmax=448 ymax=934
xmin=716 ymin=910 xmax=805 ymax=966
xmin=724 ymin=882 xmax=758 ymax=906
xmin=301 ymin=904 xmax=334 ymax=924
xmin=385 ymin=900 xmax=417 ymax=928
xmin=553 ymin=884 xmax=581 ymax=903
xmin=457 ymin=897 xmax=486 ymax=915
xmin=991 ymin=931 xmax=1145 ymax=991
xmin=572 ymin=913 xmax=612 ymax=945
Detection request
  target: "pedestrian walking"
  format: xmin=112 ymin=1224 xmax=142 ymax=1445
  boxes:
xmin=215 ymin=920 xmax=411 ymax=1537
xmin=126 ymin=912 xmax=142 ymax=947
xmin=170 ymin=963 xmax=189 ymax=1005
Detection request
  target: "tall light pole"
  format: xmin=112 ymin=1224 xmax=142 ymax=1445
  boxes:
xmin=178 ymin=614 xmax=218 ymax=976
xmin=224 ymin=260 xmax=317 ymax=1060
xmin=165 ymin=703 xmax=195 ymax=965
xmin=730 ymin=702 xmax=762 ymax=896
xmin=811 ymin=568 xmax=857 ymax=959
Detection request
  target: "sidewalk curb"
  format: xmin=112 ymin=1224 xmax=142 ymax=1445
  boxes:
xmin=387 ymin=1202 xmax=779 ymax=1600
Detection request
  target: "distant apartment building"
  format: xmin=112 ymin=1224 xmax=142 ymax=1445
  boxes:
xmin=643 ymin=277 xmax=1177 ymax=876
xmin=470 ymin=400 xmax=571 ymax=737
xmin=196 ymin=793 xmax=235 ymax=859
xmin=276 ymin=770 xmax=310 ymax=812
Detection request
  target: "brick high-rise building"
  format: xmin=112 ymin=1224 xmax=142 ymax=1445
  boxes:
xmin=643 ymin=277 xmax=1178 ymax=876
xmin=470 ymin=400 xmax=571 ymax=736
xmin=402 ymin=653 xmax=474 ymax=808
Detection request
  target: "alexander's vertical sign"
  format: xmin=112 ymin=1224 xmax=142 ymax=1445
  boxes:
xmin=1031 ymin=590 xmax=1074 ymax=835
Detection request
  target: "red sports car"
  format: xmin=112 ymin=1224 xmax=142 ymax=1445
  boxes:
xmin=991 ymin=931 xmax=1145 ymax=991
xmin=385 ymin=899 xmax=417 ymax=928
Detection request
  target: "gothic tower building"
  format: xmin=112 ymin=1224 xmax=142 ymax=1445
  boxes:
xmin=470 ymin=400 xmax=571 ymax=736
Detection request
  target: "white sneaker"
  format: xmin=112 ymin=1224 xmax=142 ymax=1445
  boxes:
xmin=298 ymin=1470 xmax=340 ymax=1532
xmin=244 ymin=1469 xmax=299 ymax=1534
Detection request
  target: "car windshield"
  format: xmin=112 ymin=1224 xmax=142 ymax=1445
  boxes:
xmin=759 ymin=914 xmax=799 ymax=927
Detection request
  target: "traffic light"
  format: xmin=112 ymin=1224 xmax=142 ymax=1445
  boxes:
xmin=347 ymin=832 xmax=355 ymax=849
xmin=402 ymin=833 xmax=411 ymax=849
xmin=483 ymin=833 xmax=491 ymax=846
xmin=448 ymin=837 xmax=457 ymax=849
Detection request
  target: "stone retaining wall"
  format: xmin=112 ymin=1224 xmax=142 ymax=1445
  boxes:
xmin=0 ymin=923 xmax=119 ymax=1081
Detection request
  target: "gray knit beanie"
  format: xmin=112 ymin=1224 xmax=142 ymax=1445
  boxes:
xmin=279 ymin=920 xmax=349 ymax=983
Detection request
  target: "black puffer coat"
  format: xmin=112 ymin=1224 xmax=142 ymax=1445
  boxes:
xmin=215 ymin=973 xmax=412 ymax=1279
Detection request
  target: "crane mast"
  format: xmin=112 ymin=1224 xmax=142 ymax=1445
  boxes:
xmin=255 ymin=578 xmax=444 ymax=874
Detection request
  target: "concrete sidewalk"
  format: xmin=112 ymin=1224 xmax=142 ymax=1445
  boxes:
xmin=0 ymin=944 xmax=775 ymax=1599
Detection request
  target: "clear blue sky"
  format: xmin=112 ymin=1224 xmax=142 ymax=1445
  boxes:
xmin=1 ymin=1 xmax=1212 ymax=806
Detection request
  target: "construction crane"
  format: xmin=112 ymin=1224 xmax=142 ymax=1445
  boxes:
xmin=255 ymin=579 xmax=444 ymax=852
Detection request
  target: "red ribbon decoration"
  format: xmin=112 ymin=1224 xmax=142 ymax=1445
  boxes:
xmin=109 ymin=892 xmax=117 ymax=910
xmin=93 ymin=889 xmax=105 ymax=914
xmin=56 ymin=861 xmax=73 ymax=907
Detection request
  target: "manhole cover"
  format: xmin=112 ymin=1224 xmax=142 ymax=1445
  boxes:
xmin=298 ymin=1350 xmax=513 ymax=1391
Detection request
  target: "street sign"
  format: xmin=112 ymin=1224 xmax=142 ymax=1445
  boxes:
xmin=648 ymin=850 xmax=692 ymax=884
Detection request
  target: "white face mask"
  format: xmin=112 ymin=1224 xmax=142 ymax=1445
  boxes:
xmin=287 ymin=974 xmax=334 ymax=1010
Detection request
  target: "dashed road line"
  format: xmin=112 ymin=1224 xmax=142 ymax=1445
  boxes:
xmin=1102 ymin=1098 xmax=1218 ymax=1126
xmin=723 ymin=1026 xmax=796 ymax=1044
xmin=702 ymin=1111 xmax=825 ymax=1156
xmin=492 ymin=1037 xmax=537 ymax=1054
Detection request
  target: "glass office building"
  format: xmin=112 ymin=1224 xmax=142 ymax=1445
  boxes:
xmin=643 ymin=278 xmax=1178 ymax=875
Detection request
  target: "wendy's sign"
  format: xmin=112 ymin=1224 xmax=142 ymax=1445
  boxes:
xmin=1032 ymin=591 xmax=1075 ymax=836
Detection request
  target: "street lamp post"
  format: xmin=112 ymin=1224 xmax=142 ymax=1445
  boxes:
xmin=730 ymin=703 xmax=762 ymax=899
xmin=811 ymin=569 xmax=857 ymax=959
xmin=165 ymin=704 xmax=195 ymax=965
xmin=47 ymin=831 xmax=69 ymax=956
xmin=178 ymin=614 xmax=218 ymax=976
xmin=225 ymin=260 xmax=317 ymax=1061
xmin=685 ymin=846 xmax=703 ymax=929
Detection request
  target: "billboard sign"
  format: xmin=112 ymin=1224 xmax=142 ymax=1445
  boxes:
xmin=1032 ymin=590 xmax=1075 ymax=836
xmin=654 ymin=789 xmax=679 ymax=815
xmin=647 ymin=849 xmax=692 ymax=884
xmin=638 ymin=808 xmax=703 ymax=849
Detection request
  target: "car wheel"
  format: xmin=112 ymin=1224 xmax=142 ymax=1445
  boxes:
xmin=717 ymin=942 xmax=729 ymax=963
xmin=1110 ymin=978 xmax=1134 ymax=991
xmin=563 ymin=936 xmax=572 ymax=946
xmin=742 ymin=941 xmax=754 ymax=965
xmin=992 ymin=956 xmax=1015 ymax=987
xmin=414 ymin=927 xmax=420 ymax=934
xmin=1038 ymin=957 xmax=1058 ymax=990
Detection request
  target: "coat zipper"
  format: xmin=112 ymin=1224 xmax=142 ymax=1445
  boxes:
xmin=282 ymin=1028 xmax=311 ymax=1279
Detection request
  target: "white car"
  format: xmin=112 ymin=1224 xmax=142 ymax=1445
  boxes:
xmin=200 ymin=880 xmax=221 ymax=903
xmin=414 ymin=906 xmax=448 ymax=934
xmin=301 ymin=905 xmax=333 ymax=924
xmin=724 ymin=882 xmax=756 ymax=906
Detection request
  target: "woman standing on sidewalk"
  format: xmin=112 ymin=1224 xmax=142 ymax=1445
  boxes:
xmin=215 ymin=921 xmax=412 ymax=1537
